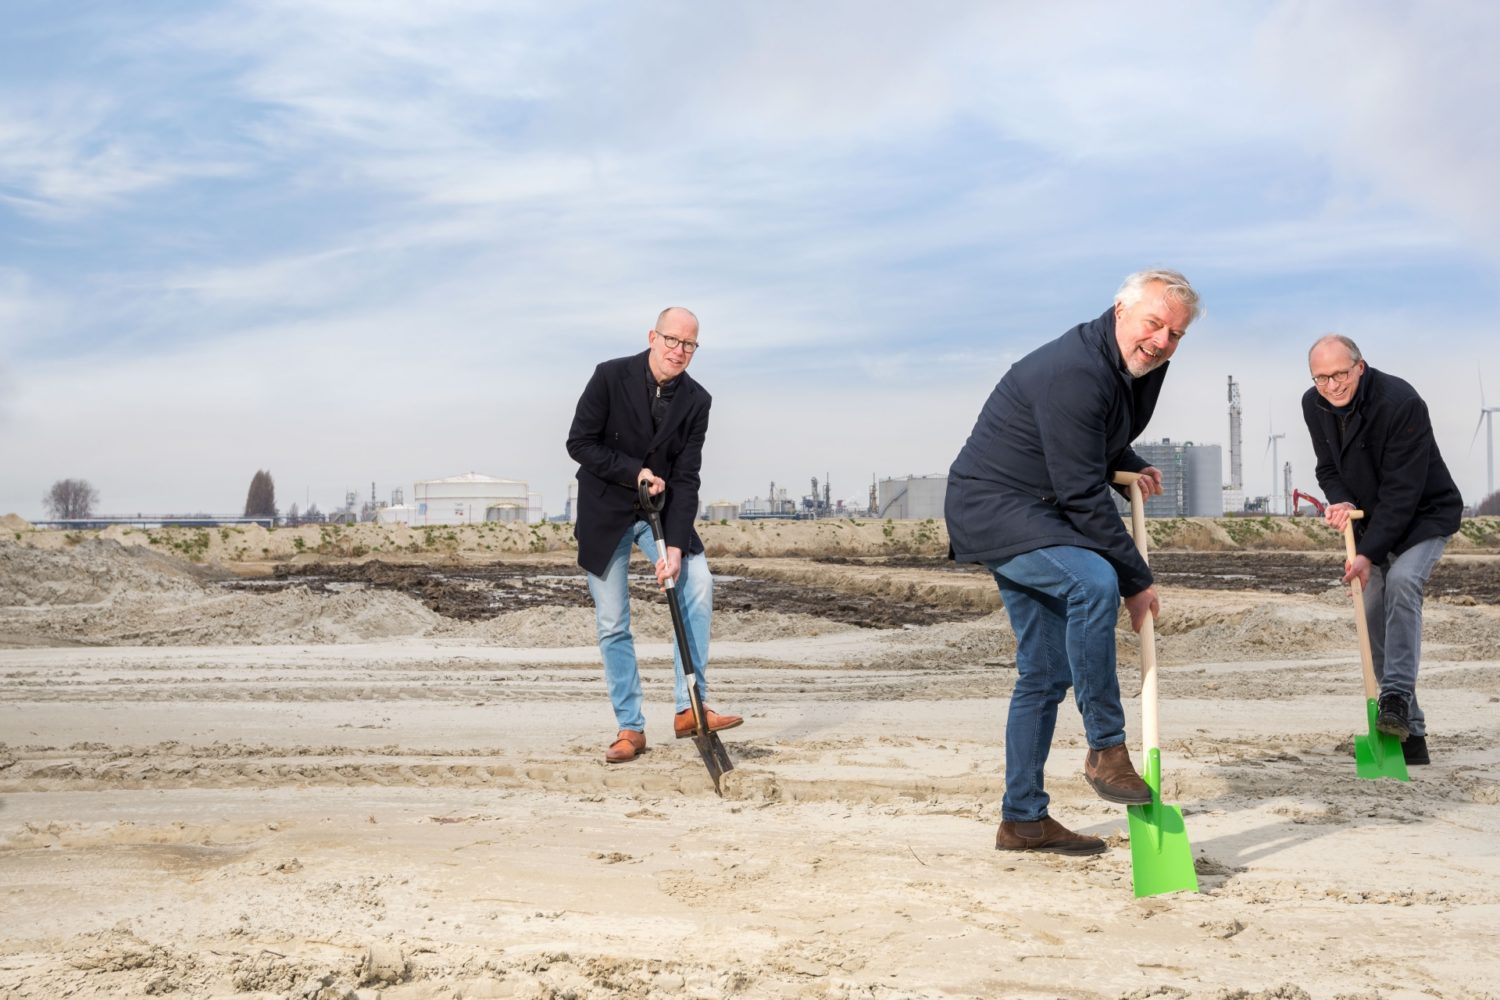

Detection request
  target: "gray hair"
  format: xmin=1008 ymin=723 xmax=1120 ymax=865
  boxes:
xmin=1115 ymin=269 xmax=1202 ymax=324
xmin=1309 ymin=333 xmax=1362 ymax=365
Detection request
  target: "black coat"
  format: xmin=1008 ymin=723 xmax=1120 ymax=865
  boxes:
xmin=945 ymin=307 xmax=1165 ymax=596
xmin=566 ymin=350 xmax=710 ymax=576
xmin=1302 ymin=366 xmax=1462 ymax=565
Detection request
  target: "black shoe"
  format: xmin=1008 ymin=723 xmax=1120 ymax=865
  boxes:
xmin=1402 ymin=734 xmax=1429 ymax=765
xmin=1375 ymin=692 xmax=1411 ymax=741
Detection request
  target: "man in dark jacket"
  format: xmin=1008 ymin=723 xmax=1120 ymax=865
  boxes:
xmin=566 ymin=306 xmax=742 ymax=764
xmin=946 ymin=269 xmax=1201 ymax=856
xmin=1303 ymin=334 xmax=1462 ymax=766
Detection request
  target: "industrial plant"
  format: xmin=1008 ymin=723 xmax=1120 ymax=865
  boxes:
xmin=274 ymin=373 xmax=1300 ymax=527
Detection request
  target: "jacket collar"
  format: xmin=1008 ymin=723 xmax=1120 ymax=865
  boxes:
xmin=623 ymin=349 xmax=698 ymax=449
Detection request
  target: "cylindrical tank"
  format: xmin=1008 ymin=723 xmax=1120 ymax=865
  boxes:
xmin=705 ymin=501 xmax=739 ymax=521
xmin=484 ymin=503 xmax=526 ymax=523
xmin=413 ymin=473 xmax=528 ymax=525
xmin=1184 ymin=445 xmax=1224 ymax=516
xmin=877 ymin=475 xmax=948 ymax=519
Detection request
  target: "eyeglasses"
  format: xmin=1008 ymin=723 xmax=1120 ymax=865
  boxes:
xmin=653 ymin=331 xmax=699 ymax=354
xmin=1311 ymin=367 xmax=1358 ymax=387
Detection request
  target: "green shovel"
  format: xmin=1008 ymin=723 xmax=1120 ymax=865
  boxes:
xmin=1343 ymin=513 xmax=1409 ymax=782
xmin=1115 ymin=473 xmax=1198 ymax=897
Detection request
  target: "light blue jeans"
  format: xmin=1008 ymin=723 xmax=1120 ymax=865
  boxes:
xmin=1363 ymin=535 xmax=1447 ymax=739
xmin=986 ymin=545 xmax=1128 ymax=823
xmin=586 ymin=519 xmax=713 ymax=732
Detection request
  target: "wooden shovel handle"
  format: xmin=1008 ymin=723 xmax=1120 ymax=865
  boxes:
xmin=1111 ymin=472 xmax=1158 ymax=750
xmin=1340 ymin=511 xmax=1379 ymax=700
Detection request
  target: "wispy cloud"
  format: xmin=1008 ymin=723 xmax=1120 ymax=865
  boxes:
xmin=1 ymin=1 xmax=1498 ymax=516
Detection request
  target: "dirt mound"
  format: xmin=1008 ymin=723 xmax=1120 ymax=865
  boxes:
xmin=0 ymin=538 xmax=209 ymax=607
xmin=117 ymin=588 xmax=446 ymax=645
xmin=1 ymin=513 xmax=31 ymax=531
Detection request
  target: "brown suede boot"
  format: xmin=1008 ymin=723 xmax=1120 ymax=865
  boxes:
xmin=1084 ymin=744 xmax=1152 ymax=805
xmin=995 ymin=816 xmax=1106 ymax=856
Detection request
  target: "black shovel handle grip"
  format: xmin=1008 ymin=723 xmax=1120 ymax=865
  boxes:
xmin=637 ymin=478 xmax=665 ymax=516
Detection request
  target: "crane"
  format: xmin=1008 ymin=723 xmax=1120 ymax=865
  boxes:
xmin=1291 ymin=489 xmax=1325 ymax=517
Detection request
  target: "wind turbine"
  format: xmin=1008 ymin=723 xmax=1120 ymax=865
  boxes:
xmin=1472 ymin=370 xmax=1500 ymax=499
xmin=1266 ymin=425 xmax=1286 ymax=515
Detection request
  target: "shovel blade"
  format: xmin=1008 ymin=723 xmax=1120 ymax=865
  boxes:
xmin=692 ymin=732 xmax=735 ymax=796
xmin=1126 ymin=747 xmax=1198 ymax=898
xmin=1355 ymin=699 xmax=1410 ymax=781
xmin=1128 ymin=803 xmax=1198 ymax=898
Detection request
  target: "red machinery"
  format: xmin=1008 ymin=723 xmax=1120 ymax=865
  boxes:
xmin=1292 ymin=489 xmax=1325 ymax=516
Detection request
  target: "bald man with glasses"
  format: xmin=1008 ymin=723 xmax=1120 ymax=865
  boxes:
xmin=1303 ymin=334 xmax=1462 ymax=766
xmin=566 ymin=306 xmax=742 ymax=765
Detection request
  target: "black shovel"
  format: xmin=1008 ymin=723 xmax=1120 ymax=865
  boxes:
xmin=637 ymin=480 xmax=734 ymax=795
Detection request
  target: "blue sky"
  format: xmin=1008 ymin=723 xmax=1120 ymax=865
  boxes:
xmin=3 ymin=1 xmax=1499 ymax=519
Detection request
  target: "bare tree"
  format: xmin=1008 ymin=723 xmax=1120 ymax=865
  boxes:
xmin=244 ymin=470 xmax=278 ymax=519
xmin=1479 ymin=491 xmax=1500 ymax=516
xmin=43 ymin=479 xmax=100 ymax=519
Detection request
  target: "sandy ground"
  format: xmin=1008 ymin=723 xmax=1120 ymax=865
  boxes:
xmin=2 ymin=532 xmax=1500 ymax=999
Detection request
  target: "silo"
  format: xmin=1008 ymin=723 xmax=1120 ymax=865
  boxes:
xmin=1184 ymin=445 xmax=1224 ymax=515
xmin=705 ymin=500 xmax=739 ymax=521
xmin=414 ymin=473 xmax=528 ymax=525
xmin=877 ymin=475 xmax=948 ymax=519
xmin=484 ymin=502 xmax=526 ymax=523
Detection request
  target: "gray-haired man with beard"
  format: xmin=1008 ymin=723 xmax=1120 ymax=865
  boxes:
xmin=946 ymin=269 xmax=1202 ymax=856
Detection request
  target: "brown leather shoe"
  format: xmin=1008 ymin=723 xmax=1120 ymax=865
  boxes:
xmin=995 ymin=816 xmax=1106 ymax=856
xmin=604 ymin=729 xmax=646 ymax=763
xmin=1084 ymin=744 xmax=1153 ymax=805
xmin=674 ymin=706 xmax=743 ymax=739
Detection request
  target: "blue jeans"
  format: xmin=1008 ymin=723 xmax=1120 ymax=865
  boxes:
xmin=586 ymin=519 xmax=714 ymax=732
xmin=986 ymin=545 xmax=1128 ymax=823
xmin=1363 ymin=535 xmax=1447 ymax=739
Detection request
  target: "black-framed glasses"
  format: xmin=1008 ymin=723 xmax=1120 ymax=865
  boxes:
xmin=1311 ymin=367 xmax=1357 ymax=387
xmin=653 ymin=330 xmax=699 ymax=354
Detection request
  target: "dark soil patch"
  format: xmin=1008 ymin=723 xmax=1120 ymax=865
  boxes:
xmin=223 ymin=561 xmax=990 ymax=628
xmin=224 ymin=553 xmax=1497 ymax=626
xmin=817 ymin=552 xmax=1500 ymax=602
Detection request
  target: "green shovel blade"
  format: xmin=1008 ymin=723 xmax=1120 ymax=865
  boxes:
xmin=1354 ymin=697 xmax=1410 ymax=782
xmin=1127 ymin=747 xmax=1199 ymax=898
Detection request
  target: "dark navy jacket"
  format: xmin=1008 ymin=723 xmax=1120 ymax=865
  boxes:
xmin=1302 ymin=366 xmax=1461 ymax=565
xmin=566 ymin=350 xmax=710 ymax=576
xmin=945 ymin=307 xmax=1164 ymax=596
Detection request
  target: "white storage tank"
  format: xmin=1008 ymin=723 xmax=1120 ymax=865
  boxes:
xmin=1184 ymin=445 xmax=1224 ymax=516
xmin=375 ymin=504 xmax=415 ymax=525
xmin=413 ymin=473 xmax=528 ymax=526
xmin=484 ymin=502 xmax=526 ymax=523
xmin=877 ymin=475 xmax=947 ymax=519
xmin=705 ymin=500 xmax=739 ymax=521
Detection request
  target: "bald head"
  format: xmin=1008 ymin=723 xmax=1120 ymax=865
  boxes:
xmin=656 ymin=306 xmax=698 ymax=332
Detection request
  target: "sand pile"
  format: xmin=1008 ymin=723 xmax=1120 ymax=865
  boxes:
xmin=0 ymin=538 xmax=208 ymax=607
xmin=0 ymin=537 xmax=443 ymax=646
xmin=109 ymin=588 xmax=447 ymax=646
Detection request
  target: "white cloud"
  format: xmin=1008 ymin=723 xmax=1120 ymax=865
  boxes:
xmin=1255 ymin=1 xmax=1500 ymax=261
xmin=3 ymin=2 xmax=1499 ymax=518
